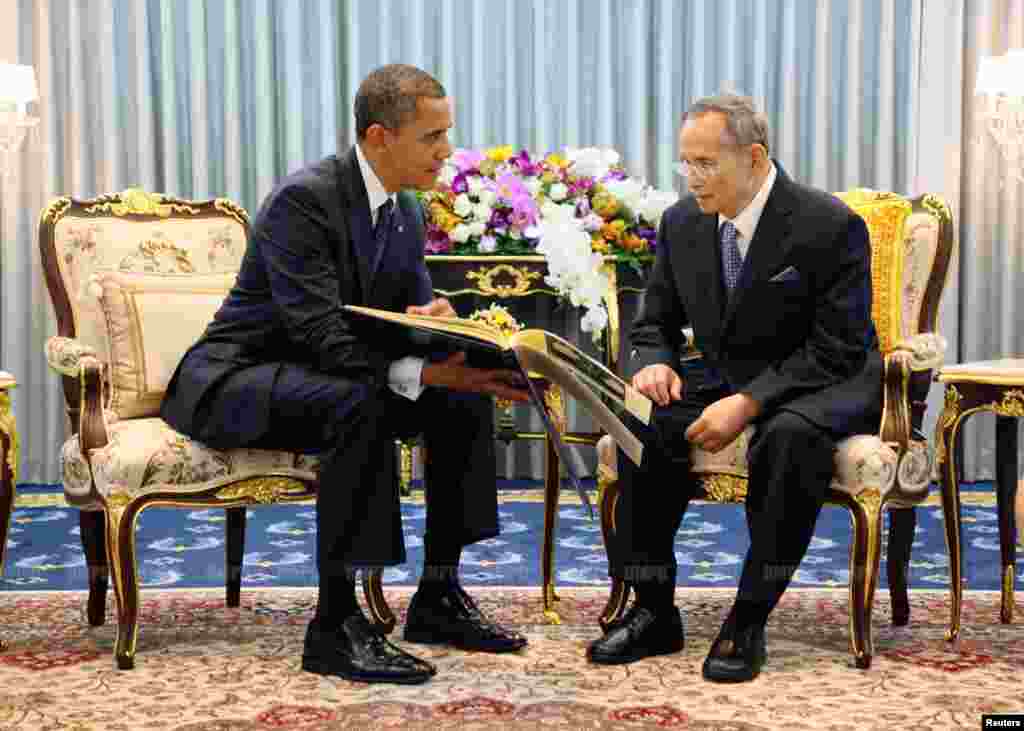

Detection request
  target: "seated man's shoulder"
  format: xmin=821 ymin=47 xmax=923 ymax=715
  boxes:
xmin=255 ymin=157 xmax=339 ymax=221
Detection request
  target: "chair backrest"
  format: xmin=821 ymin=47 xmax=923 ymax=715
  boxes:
xmin=834 ymin=190 xmax=954 ymax=354
xmin=39 ymin=189 xmax=248 ymax=422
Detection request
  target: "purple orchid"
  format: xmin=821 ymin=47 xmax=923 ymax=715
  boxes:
xmin=452 ymin=149 xmax=484 ymax=173
xmin=511 ymin=149 xmax=542 ymax=176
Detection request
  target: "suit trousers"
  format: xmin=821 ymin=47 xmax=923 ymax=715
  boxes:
xmin=247 ymin=361 xmax=499 ymax=581
xmin=611 ymin=385 xmax=837 ymax=629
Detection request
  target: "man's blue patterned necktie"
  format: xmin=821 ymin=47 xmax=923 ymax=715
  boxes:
xmin=369 ymin=198 xmax=394 ymax=277
xmin=720 ymin=220 xmax=742 ymax=293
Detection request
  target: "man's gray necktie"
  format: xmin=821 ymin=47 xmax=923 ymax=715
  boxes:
xmin=720 ymin=220 xmax=742 ymax=293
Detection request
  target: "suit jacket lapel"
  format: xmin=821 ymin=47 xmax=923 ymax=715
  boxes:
xmin=689 ymin=213 xmax=726 ymax=348
xmin=722 ymin=171 xmax=795 ymax=331
xmin=335 ymin=149 xmax=374 ymax=302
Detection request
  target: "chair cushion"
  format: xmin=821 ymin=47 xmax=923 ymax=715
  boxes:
xmin=597 ymin=430 xmax=899 ymax=500
xmin=53 ymin=212 xmax=246 ymax=370
xmin=91 ymin=271 xmax=236 ymax=418
xmin=61 ymin=418 xmax=318 ymax=505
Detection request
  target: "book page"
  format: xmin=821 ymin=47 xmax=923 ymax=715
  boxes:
xmin=512 ymin=341 xmax=646 ymax=468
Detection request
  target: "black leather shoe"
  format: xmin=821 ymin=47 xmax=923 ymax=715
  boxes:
xmin=587 ymin=605 xmax=685 ymax=665
xmin=302 ymin=615 xmax=436 ymax=684
xmin=701 ymin=623 xmax=767 ymax=683
xmin=404 ymin=584 xmax=528 ymax=652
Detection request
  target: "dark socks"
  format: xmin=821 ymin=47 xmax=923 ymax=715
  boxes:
xmin=418 ymin=538 xmax=462 ymax=598
xmin=635 ymin=580 xmax=676 ymax=613
xmin=315 ymin=569 xmax=360 ymax=629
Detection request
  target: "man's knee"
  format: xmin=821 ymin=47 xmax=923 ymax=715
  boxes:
xmin=749 ymin=410 xmax=835 ymax=482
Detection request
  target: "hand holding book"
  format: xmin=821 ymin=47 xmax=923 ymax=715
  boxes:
xmin=421 ymin=351 xmax=531 ymax=403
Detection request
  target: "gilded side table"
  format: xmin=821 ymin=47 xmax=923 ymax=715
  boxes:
xmin=0 ymin=372 xmax=16 ymax=651
xmin=935 ymin=359 xmax=1024 ymax=642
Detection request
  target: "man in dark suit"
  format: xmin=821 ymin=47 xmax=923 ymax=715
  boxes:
xmin=161 ymin=64 xmax=530 ymax=685
xmin=586 ymin=94 xmax=881 ymax=682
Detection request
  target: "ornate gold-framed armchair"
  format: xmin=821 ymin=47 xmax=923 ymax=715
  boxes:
xmin=39 ymin=190 xmax=393 ymax=669
xmin=595 ymin=190 xmax=954 ymax=669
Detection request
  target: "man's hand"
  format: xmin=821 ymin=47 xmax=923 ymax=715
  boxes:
xmin=407 ymin=297 xmax=456 ymax=318
xmin=631 ymin=364 xmax=683 ymax=407
xmin=685 ymin=393 xmax=761 ymax=453
xmin=421 ymin=352 xmax=531 ymax=402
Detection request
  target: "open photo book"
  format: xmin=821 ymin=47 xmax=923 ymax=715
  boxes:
xmin=343 ymin=305 xmax=654 ymax=517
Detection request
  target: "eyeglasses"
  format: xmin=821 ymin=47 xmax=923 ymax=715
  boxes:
xmin=674 ymin=160 xmax=722 ymax=180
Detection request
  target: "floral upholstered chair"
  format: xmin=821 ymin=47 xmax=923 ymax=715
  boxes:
xmin=39 ymin=190 xmax=393 ymax=669
xmin=595 ymin=190 xmax=954 ymax=669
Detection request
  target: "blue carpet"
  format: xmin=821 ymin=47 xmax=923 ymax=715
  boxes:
xmin=1 ymin=482 xmax=1012 ymax=591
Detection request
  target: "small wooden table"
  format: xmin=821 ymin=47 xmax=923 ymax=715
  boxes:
xmin=935 ymin=359 xmax=1024 ymax=642
xmin=0 ymin=372 xmax=16 ymax=651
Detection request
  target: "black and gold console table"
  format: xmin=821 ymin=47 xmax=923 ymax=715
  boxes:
xmin=415 ymin=255 xmax=648 ymax=622
xmin=935 ymin=359 xmax=1024 ymax=642
xmin=0 ymin=372 xmax=16 ymax=650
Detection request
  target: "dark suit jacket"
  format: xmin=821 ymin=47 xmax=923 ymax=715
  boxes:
xmin=160 ymin=147 xmax=434 ymax=447
xmin=630 ymin=164 xmax=882 ymax=434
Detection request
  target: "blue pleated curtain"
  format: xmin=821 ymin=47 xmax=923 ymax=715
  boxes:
xmin=2 ymin=0 xmax=941 ymax=483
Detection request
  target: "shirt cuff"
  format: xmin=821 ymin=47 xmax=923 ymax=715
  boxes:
xmin=388 ymin=356 xmax=425 ymax=401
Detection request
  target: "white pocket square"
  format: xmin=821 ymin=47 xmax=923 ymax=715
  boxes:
xmin=769 ymin=265 xmax=801 ymax=283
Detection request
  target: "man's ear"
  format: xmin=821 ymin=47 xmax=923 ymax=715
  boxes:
xmin=751 ymin=143 xmax=769 ymax=168
xmin=363 ymin=123 xmax=392 ymax=151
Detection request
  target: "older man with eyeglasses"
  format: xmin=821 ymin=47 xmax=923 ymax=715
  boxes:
xmin=586 ymin=94 xmax=882 ymax=682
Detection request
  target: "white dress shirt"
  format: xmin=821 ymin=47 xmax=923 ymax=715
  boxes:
xmin=717 ymin=162 xmax=777 ymax=261
xmin=355 ymin=143 xmax=425 ymax=401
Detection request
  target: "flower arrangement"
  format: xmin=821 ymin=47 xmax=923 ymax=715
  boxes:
xmin=467 ymin=303 xmax=523 ymax=338
xmin=420 ymin=146 xmax=677 ymax=339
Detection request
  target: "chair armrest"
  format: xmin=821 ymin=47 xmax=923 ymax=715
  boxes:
xmin=880 ymin=350 xmax=915 ymax=451
xmin=45 ymin=337 xmax=110 ymax=451
xmin=45 ymin=336 xmax=99 ymax=377
xmin=77 ymin=356 xmax=110 ymax=453
xmin=890 ymin=332 xmax=947 ymax=371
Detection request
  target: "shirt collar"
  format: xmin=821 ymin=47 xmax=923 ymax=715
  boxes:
xmin=355 ymin=142 xmax=395 ymax=214
xmin=718 ymin=162 xmax=777 ymax=241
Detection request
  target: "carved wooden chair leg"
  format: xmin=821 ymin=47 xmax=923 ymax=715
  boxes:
xmin=362 ymin=569 xmax=396 ymax=634
xmin=886 ymin=506 xmax=916 ymax=626
xmin=845 ymin=490 xmax=884 ymax=669
xmin=597 ymin=471 xmax=630 ymax=631
xmin=104 ymin=500 xmax=142 ymax=670
xmin=225 ymin=507 xmax=246 ymax=608
xmin=80 ymin=510 xmax=109 ymax=627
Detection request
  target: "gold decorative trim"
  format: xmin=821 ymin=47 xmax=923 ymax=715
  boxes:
xmin=214 ymin=198 xmax=249 ymax=227
xmin=934 ymin=385 xmax=962 ymax=466
xmin=990 ymin=389 xmax=1024 ymax=418
xmin=700 ymin=474 xmax=748 ymax=502
xmin=921 ymin=193 xmax=953 ymax=226
xmin=0 ymin=386 xmax=18 ymax=484
xmin=543 ymin=385 xmax=567 ymax=433
xmin=105 ymin=490 xmax=133 ymax=511
xmin=465 ymin=264 xmax=544 ymax=297
xmin=216 ymin=476 xmax=308 ymax=505
xmin=40 ymin=197 xmax=71 ymax=226
xmin=85 ymin=189 xmax=201 ymax=218
xmin=854 ymin=487 xmax=883 ymax=516
xmin=835 ymin=190 xmax=911 ymax=353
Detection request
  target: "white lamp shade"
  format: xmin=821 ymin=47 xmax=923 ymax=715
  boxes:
xmin=0 ymin=64 xmax=38 ymax=105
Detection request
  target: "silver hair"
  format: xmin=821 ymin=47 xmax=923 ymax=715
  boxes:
xmin=683 ymin=94 xmax=770 ymax=155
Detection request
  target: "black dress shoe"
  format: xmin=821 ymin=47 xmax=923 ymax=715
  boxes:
xmin=701 ymin=623 xmax=767 ymax=683
xmin=404 ymin=584 xmax=528 ymax=652
xmin=587 ymin=605 xmax=685 ymax=665
xmin=302 ymin=615 xmax=436 ymax=684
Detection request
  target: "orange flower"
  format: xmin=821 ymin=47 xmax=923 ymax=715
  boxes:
xmin=545 ymin=152 xmax=569 ymax=168
xmin=621 ymin=234 xmax=647 ymax=252
xmin=601 ymin=220 xmax=627 ymax=242
xmin=590 ymin=236 xmax=611 ymax=254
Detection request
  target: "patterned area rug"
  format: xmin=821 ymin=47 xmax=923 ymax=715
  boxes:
xmin=0 ymin=587 xmax=1019 ymax=729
